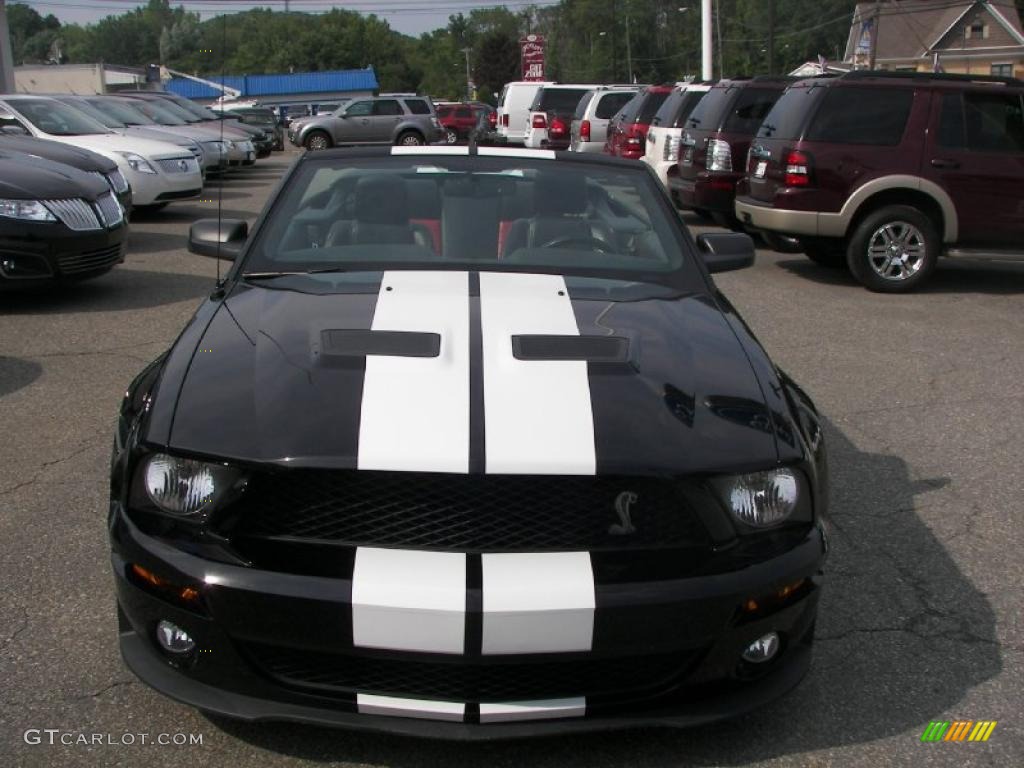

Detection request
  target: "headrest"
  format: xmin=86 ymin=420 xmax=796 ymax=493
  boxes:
xmin=354 ymin=175 xmax=408 ymax=224
xmin=534 ymin=171 xmax=588 ymax=216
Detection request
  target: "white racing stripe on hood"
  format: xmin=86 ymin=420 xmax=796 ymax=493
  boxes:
xmin=479 ymin=272 xmax=596 ymax=474
xmin=358 ymin=271 xmax=470 ymax=473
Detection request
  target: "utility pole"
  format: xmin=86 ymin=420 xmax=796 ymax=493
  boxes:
xmin=868 ymin=0 xmax=881 ymax=70
xmin=625 ymin=8 xmax=632 ymax=83
xmin=0 ymin=0 xmax=15 ymax=93
xmin=611 ymin=0 xmax=619 ymax=82
xmin=461 ymin=47 xmax=472 ymax=100
xmin=767 ymin=0 xmax=775 ymax=76
xmin=701 ymin=0 xmax=713 ymax=81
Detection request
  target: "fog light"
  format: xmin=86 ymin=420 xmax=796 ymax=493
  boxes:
xmin=156 ymin=620 xmax=195 ymax=655
xmin=742 ymin=632 xmax=780 ymax=663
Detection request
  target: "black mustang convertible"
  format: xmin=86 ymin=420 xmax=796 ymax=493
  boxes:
xmin=110 ymin=147 xmax=829 ymax=737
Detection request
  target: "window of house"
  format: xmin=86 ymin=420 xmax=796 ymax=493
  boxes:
xmin=967 ymin=20 xmax=987 ymax=39
xmin=991 ymin=64 xmax=1013 ymax=78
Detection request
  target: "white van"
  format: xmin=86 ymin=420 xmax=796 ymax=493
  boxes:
xmin=497 ymin=81 xmax=553 ymax=145
xmin=642 ymin=83 xmax=712 ymax=189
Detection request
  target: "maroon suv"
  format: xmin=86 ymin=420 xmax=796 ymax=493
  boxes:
xmin=670 ymin=78 xmax=792 ymax=225
xmin=735 ymin=71 xmax=1024 ymax=292
xmin=603 ymin=85 xmax=673 ymax=159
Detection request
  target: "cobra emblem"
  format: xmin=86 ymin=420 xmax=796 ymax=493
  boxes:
xmin=609 ymin=491 xmax=638 ymax=536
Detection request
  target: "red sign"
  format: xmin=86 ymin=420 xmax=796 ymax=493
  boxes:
xmin=520 ymin=35 xmax=546 ymax=81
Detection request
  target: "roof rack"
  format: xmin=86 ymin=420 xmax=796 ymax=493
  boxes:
xmin=841 ymin=70 xmax=1022 ymax=86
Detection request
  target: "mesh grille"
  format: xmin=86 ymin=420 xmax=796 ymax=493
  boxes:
xmin=156 ymin=157 xmax=198 ymax=174
xmin=225 ymin=471 xmax=708 ymax=552
xmin=44 ymin=199 xmax=100 ymax=231
xmin=95 ymin=193 xmax=123 ymax=228
xmin=107 ymin=169 xmax=129 ymax=193
xmin=242 ymin=642 xmax=695 ymax=702
xmin=56 ymin=243 xmax=123 ymax=275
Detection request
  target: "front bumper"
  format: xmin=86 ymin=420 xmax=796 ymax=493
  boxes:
xmin=123 ymin=163 xmax=203 ymax=207
xmin=111 ymin=504 xmax=825 ymax=737
xmin=0 ymin=218 xmax=126 ymax=289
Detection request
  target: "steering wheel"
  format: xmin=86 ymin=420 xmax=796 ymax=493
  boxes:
xmin=538 ymin=235 xmax=615 ymax=253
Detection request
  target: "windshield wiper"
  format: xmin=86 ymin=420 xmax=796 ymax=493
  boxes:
xmin=243 ymin=267 xmax=348 ymax=281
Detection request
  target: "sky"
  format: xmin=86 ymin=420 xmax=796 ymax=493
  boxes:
xmin=8 ymin=0 xmax=552 ymax=37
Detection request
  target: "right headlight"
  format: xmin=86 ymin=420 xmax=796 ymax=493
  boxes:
xmin=711 ymin=468 xmax=803 ymax=528
xmin=138 ymin=453 xmax=246 ymax=521
xmin=0 ymin=199 xmax=56 ymax=222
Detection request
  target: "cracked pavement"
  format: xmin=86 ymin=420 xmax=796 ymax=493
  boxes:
xmin=1 ymin=149 xmax=1021 ymax=767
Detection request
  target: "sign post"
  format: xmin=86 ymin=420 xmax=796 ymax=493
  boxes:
xmin=520 ymin=35 xmax=546 ymax=81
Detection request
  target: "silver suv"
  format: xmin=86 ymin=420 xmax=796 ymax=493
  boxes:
xmin=290 ymin=96 xmax=445 ymax=150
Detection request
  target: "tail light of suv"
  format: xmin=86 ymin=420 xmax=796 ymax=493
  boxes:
xmin=531 ymin=113 xmax=547 ymax=129
xmin=624 ymin=126 xmax=645 ymax=151
xmin=580 ymin=119 xmax=591 ymax=141
xmin=549 ymin=116 xmax=568 ymax=139
xmin=501 ymin=114 xmax=509 ymax=127
xmin=783 ymin=149 xmax=812 ymax=187
xmin=681 ymin=133 xmax=696 ymax=165
xmin=707 ymin=138 xmax=733 ymax=172
xmin=487 ymin=112 xmax=497 ymax=128
xmin=663 ymin=135 xmax=681 ymax=162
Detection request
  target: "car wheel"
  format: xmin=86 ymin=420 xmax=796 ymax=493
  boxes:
xmin=799 ymin=237 xmax=847 ymax=268
xmin=846 ymin=205 xmax=938 ymax=292
xmin=445 ymin=129 xmax=458 ymax=145
xmin=397 ymin=131 xmax=424 ymax=146
xmin=304 ymin=131 xmax=331 ymax=151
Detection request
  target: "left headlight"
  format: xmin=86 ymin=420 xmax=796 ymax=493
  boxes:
xmin=0 ymin=199 xmax=57 ymax=222
xmin=116 ymin=152 xmax=156 ymax=174
xmin=712 ymin=468 xmax=802 ymax=528
xmin=140 ymin=453 xmax=246 ymax=520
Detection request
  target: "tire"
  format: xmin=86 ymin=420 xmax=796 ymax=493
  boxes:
xmin=303 ymin=131 xmax=331 ymax=151
xmin=396 ymin=131 xmax=424 ymax=147
xmin=445 ymin=129 xmax=458 ymax=145
xmin=846 ymin=205 xmax=939 ymax=292
xmin=799 ymin=237 xmax=847 ymax=268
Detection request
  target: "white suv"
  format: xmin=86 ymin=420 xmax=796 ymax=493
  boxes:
xmin=569 ymin=87 xmax=640 ymax=154
xmin=642 ymin=83 xmax=712 ymax=189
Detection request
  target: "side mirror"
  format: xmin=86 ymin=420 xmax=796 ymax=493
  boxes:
xmin=188 ymin=219 xmax=248 ymax=260
xmin=696 ymin=233 xmax=755 ymax=274
xmin=1 ymin=125 xmax=29 ymax=136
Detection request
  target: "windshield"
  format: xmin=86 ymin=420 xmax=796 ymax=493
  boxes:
xmin=12 ymin=98 xmax=109 ymax=136
xmin=91 ymin=98 xmax=156 ymax=126
xmin=129 ymin=99 xmax=188 ymax=125
xmin=244 ymin=157 xmax=690 ymax=283
xmin=59 ymin=98 xmax=125 ymax=129
xmin=171 ymin=97 xmax=218 ymax=120
xmin=153 ymin=99 xmax=201 ymax=123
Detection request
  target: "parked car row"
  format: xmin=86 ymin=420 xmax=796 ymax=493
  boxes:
xmin=0 ymin=89 xmax=277 ymax=291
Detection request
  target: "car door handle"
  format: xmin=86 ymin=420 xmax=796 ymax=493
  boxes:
xmin=930 ymin=158 xmax=960 ymax=169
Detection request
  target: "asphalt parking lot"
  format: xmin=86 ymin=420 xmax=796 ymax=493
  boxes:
xmin=1 ymin=147 xmax=1022 ymax=768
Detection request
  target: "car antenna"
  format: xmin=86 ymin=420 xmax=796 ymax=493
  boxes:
xmin=214 ymin=10 xmax=227 ymax=294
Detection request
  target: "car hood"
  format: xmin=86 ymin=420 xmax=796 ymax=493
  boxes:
xmin=115 ymin=126 xmax=197 ymax=149
xmin=163 ymin=273 xmax=779 ymax=475
xmin=0 ymin=135 xmax=117 ymax=173
xmin=38 ymin=132 xmax=192 ymax=160
xmin=0 ymin=151 xmax=109 ymax=199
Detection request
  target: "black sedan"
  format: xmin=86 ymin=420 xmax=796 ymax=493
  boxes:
xmin=0 ymin=150 xmax=126 ymax=289
xmin=110 ymin=148 xmax=828 ymax=737
xmin=0 ymin=132 xmax=132 ymax=212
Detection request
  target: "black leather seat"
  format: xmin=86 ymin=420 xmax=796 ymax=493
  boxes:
xmin=503 ymin=172 xmax=614 ymax=256
xmin=325 ymin=175 xmax=433 ymax=250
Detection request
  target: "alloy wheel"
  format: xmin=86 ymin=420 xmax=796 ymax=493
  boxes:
xmin=866 ymin=221 xmax=926 ymax=281
xmin=306 ymin=134 xmax=329 ymax=151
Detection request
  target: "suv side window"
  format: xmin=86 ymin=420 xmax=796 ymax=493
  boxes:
xmin=404 ymin=99 xmax=431 ymax=115
xmin=374 ymin=100 xmax=403 ymax=116
xmin=805 ymin=86 xmax=913 ymax=145
xmin=596 ymin=92 xmax=635 ymax=120
xmin=455 ymin=107 xmax=472 ymax=119
xmin=963 ymin=91 xmax=1024 ymax=152
xmin=345 ymin=101 xmax=373 ymax=117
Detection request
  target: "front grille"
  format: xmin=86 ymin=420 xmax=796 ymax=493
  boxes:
xmin=95 ymin=193 xmax=123 ymax=228
xmin=155 ymin=157 xmax=198 ymax=174
xmin=225 ymin=471 xmax=709 ymax=552
xmin=107 ymin=169 xmax=129 ymax=193
xmin=43 ymin=199 xmax=100 ymax=231
xmin=242 ymin=642 xmax=695 ymax=703
xmin=56 ymin=243 xmax=123 ymax=275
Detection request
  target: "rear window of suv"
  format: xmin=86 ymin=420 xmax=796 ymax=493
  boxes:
xmin=596 ymin=91 xmax=636 ymax=119
xmin=756 ymin=85 xmax=825 ymax=139
xmin=721 ymin=88 xmax=783 ymax=134
xmin=637 ymin=91 xmax=670 ymax=122
xmin=653 ymin=89 xmax=708 ymax=128
xmin=531 ymin=88 xmax=591 ymax=114
xmin=684 ymin=85 xmax=735 ymax=132
xmin=805 ymin=86 xmax=913 ymax=146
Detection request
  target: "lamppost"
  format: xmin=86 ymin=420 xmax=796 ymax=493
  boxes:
xmin=461 ymin=47 xmax=472 ymax=101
